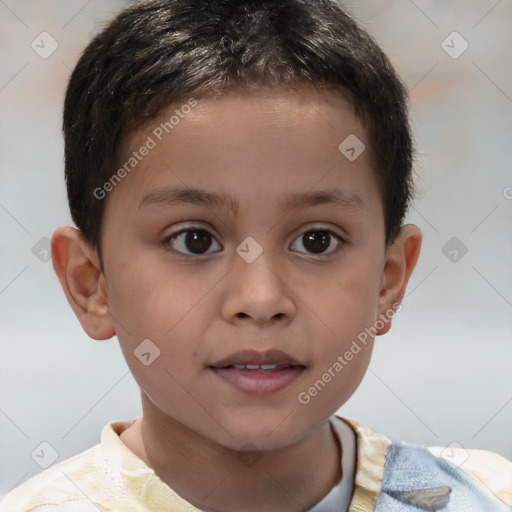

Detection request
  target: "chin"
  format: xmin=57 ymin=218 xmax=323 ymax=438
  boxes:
xmin=209 ymin=408 xmax=314 ymax=451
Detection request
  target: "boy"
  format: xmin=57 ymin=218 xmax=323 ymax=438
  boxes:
xmin=2 ymin=0 xmax=511 ymax=510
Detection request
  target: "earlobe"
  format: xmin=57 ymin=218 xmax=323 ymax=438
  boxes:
xmin=376 ymin=224 xmax=422 ymax=335
xmin=51 ymin=226 xmax=115 ymax=340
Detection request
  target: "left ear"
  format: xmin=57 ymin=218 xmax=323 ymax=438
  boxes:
xmin=376 ymin=224 xmax=422 ymax=335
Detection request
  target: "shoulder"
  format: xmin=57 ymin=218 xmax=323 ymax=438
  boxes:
xmin=1 ymin=419 xmax=195 ymax=512
xmin=381 ymin=439 xmax=512 ymax=511
xmin=337 ymin=416 xmax=512 ymax=511
xmin=0 ymin=444 xmax=110 ymax=512
xmin=427 ymin=445 xmax=512 ymax=508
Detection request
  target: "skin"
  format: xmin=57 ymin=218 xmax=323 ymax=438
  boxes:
xmin=52 ymin=85 xmax=422 ymax=512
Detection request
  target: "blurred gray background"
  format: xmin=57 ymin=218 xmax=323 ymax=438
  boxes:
xmin=1 ymin=0 xmax=511 ymax=497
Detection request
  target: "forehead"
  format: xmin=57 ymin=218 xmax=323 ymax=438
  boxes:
xmin=105 ymin=85 xmax=379 ymax=219
xmin=161 ymin=85 xmax=362 ymax=143
xmin=124 ymin=84 xmax=365 ymax=158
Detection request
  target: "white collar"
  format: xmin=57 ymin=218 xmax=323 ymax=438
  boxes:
xmin=307 ymin=415 xmax=356 ymax=512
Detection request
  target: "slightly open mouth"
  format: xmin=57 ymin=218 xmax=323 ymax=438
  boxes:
xmin=211 ymin=364 xmax=305 ymax=372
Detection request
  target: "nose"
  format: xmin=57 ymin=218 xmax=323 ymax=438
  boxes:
xmin=221 ymin=247 xmax=296 ymax=326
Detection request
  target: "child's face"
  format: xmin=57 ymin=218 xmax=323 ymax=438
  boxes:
xmin=82 ymin=87 xmax=413 ymax=450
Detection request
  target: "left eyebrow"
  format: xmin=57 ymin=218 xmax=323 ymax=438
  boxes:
xmin=139 ymin=186 xmax=365 ymax=216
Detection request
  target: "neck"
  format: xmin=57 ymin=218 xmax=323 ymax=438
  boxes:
xmin=121 ymin=393 xmax=342 ymax=512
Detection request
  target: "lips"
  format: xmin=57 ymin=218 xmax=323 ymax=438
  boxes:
xmin=209 ymin=349 xmax=306 ymax=394
xmin=210 ymin=348 xmax=305 ymax=369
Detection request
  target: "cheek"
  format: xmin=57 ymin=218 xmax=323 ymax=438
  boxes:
xmin=105 ymin=256 xmax=220 ymax=381
xmin=107 ymin=256 xmax=206 ymax=337
xmin=105 ymin=261 xmax=208 ymax=402
xmin=305 ymin=254 xmax=382 ymax=337
xmin=295 ymin=340 xmax=372 ymax=421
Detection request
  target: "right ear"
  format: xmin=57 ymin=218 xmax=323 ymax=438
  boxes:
xmin=51 ymin=226 xmax=115 ymax=340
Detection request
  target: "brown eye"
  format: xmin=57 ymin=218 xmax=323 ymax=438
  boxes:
xmin=165 ymin=227 xmax=221 ymax=255
xmin=183 ymin=230 xmax=212 ymax=254
xmin=291 ymin=229 xmax=345 ymax=257
xmin=303 ymin=231 xmax=330 ymax=253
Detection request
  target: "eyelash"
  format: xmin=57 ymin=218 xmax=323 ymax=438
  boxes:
xmin=160 ymin=224 xmax=347 ymax=259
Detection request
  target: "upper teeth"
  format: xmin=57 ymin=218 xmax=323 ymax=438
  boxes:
xmin=232 ymin=364 xmax=286 ymax=370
